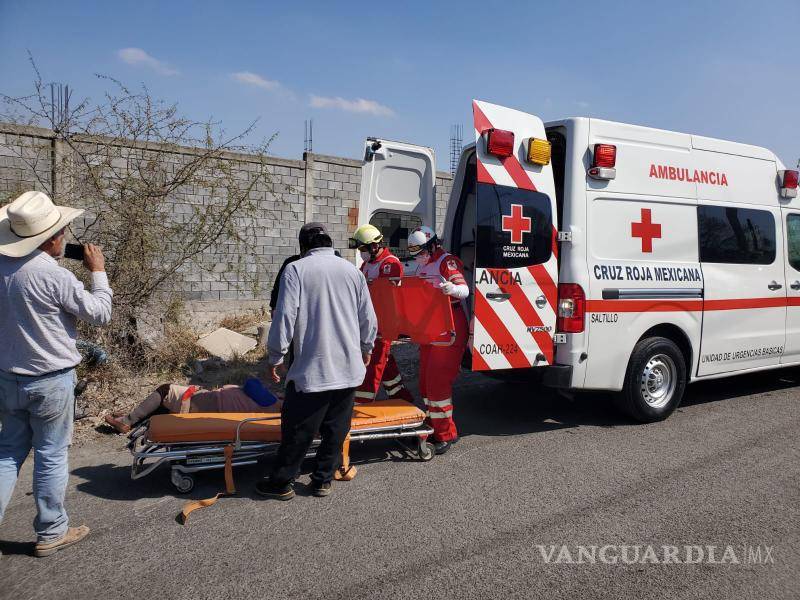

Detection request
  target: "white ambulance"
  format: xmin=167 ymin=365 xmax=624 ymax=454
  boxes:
xmin=357 ymin=100 xmax=799 ymax=422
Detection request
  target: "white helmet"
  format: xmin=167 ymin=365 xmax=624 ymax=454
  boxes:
xmin=407 ymin=226 xmax=438 ymax=256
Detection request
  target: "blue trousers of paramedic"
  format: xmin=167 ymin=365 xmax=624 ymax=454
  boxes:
xmin=0 ymin=368 xmax=76 ymax=543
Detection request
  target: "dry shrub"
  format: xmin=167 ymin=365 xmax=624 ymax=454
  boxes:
xmin=2 ymin=59 xmax=277 ymax=362
xmin=145 ymin=323 xmax=207 ymax=374
xmin=218 ymin=307 xmax=269 ymax=333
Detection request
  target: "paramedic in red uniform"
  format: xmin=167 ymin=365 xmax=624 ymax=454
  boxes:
xmin=350 ymin=224 xmax=413 ymax=404
xmin=406 ymin=226 xmax=469 ymax=455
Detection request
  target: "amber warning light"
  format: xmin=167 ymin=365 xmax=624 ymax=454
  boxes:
xmin=588 ymin=144 xmax=617 ymax=181
xmin=526 ymin=138 xmax=551 ymax=165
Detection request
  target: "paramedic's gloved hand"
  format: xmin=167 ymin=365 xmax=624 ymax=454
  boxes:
xmin=439 ymin=281 xmax=469 ymax=299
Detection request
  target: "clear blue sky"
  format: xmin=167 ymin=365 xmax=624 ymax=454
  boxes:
xmin=1 ymin=0 xmax=797 ymax=169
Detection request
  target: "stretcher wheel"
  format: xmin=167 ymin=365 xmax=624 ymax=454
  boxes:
xmin=417 ymin=439 xmax=435 ymax=462
xmin=171 ymin=469 xmax=195 ymax=494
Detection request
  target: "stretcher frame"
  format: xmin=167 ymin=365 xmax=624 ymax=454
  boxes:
xmin=127 ymin=414 xmax=435 ymax=493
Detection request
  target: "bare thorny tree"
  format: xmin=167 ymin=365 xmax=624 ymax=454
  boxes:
xmin=1 ymin=57 xmax=277 ymax=359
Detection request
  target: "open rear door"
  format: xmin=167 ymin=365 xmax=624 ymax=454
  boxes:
xmin=358 ymin=139 xmax=436 ymax=256
xmin=470 ymin=100 xmax=559 ymax=371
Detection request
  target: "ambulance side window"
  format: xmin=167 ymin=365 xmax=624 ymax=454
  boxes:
xmin=475 ymin=183 xmax=552 ymax=268
xmin=786 ymin=214 xmax=800 ymax=271
xmin=697 ymin=205 xmax=775 ymax=265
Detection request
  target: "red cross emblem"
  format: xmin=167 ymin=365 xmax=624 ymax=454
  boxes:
xmin=502 ymin=204 xmax=532 ymax=245
xmin=631 ymin=208 xmax=662 ymax=253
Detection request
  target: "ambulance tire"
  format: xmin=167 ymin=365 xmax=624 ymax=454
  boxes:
xmin=616 ymin=337 xmax=686 ymax=423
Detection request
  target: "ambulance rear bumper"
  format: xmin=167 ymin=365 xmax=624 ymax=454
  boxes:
xmin=542 ymin=365 xmax=572 ymax=388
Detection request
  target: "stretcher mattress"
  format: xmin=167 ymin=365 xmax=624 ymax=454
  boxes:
xmin=147 ymin=399 xmax=426 ymax=443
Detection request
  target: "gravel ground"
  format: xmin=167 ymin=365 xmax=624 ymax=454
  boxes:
xmin=1 ymin=348 xmax=798 ymax=599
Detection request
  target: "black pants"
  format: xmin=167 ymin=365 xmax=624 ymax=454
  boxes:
xmin=270 ymin=382 xmax=355 ymax=485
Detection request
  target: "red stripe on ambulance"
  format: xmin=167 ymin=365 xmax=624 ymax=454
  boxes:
xmin=471 ymin=349 xmax=492 ymax=372
xmin=528 ymin=264 xmax=558 ymax=315
xmin=476 ymin=159 xmax=495 ymax=186
xmin=586 ymin=296 xmax=789 ymax=313
xmin=472 ymin=101 xmax=538 ymax=192
xmin=490 ymin=268 xmax=554 ymax=364
xmin=474 ymin=291 xmax=532 ymax=369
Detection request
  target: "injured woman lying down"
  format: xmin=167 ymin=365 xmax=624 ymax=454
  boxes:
xmin=105 ymin=378 xmax=280 ymax=433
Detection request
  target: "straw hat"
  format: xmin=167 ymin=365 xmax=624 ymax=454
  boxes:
xmin=0 ymin=191 xmax=84 ymax=257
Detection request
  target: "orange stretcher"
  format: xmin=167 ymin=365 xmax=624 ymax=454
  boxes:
xmin=127 ymin=399 xmax=434 ymax=501
xmin=368 ymin=277 xmax=456 ymax=345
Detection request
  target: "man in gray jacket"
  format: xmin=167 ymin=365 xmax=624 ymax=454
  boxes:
xmin=257 ymin=223 xmax=377 ymax=499
xmin=0 ymin=191 xmax=112 ymax=557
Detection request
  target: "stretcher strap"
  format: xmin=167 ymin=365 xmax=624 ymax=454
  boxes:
xmin=179 ymin=385 xmax=200 ymax=414
xmin=334 ymin=435 xmax=357 ymax=481
xmin=179 ymin=444 xmax=236 ymax=524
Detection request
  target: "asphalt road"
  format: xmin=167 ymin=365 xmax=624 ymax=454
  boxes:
xmin=1 ymin=364 xmax=798 ymax=600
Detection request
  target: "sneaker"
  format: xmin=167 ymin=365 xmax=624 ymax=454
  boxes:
xmin=308 ymin=480 xmax=331 ymax=497
xmin=433 ymin=437 xmax=459 ymax=455
xmin=255 ymin=480 xmax=295 ymax=501
xmin=34 ymin=525 xmax=90 ymax=558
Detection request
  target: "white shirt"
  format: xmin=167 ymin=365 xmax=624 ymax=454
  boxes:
xmin=0 ymin=250 xmax=113 ymax=375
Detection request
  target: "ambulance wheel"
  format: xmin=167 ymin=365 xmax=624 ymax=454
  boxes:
xmin=417 ymin=439 xmax=435 ymax=461
xmin=171 ymin=470 xmax=195 ymax=494
xmin=617 ymin=336 xmax=686 ymax=423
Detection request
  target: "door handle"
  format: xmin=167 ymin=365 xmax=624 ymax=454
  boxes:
xmin=768 ymin=281 xmax=783 ymax=291
xmin=486 ymin=292 xmax=511 ymax=301
xmin=792 ymin=281 xmax=800 ymax=291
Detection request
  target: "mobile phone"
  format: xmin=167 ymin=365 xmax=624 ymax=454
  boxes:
xmin=64 ymin=243 xmax=85 ymax=261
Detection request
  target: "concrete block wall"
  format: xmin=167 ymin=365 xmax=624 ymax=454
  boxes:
xmin=0 ymin=125 xmax=54 ymax=199
xmin=0 ymin=122 xmax=453 ymax=326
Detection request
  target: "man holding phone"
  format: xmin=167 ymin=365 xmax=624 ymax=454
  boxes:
xmin=0 ymin=191 xmax=112 ymax=557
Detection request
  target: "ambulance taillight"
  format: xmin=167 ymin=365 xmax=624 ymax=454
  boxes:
xmin=485 ymin=128 xmax=515 ymax=158
xmin=556 ymin=283 xmax=586 ymax=333
xmin=780 ymin=170 xmax=799 ymax=199
xmin=588 ymin=144 xmax=617 ymax=180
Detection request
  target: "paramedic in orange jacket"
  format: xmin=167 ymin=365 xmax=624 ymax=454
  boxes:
xmin=406 ymin=226 xmax=469 ymax=455
xmin=350 ymin=224 xmax=413 ymax=404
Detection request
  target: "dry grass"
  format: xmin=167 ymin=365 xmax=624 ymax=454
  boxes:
xmin=218 ymin=308 xmax=269 ymax=333
xmin=73 ymin=313 xmax=271 ymax=443
xmin=145 ymin=323 xmax=208 ymax=374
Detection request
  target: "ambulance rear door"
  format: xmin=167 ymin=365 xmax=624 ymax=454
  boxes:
xmin=357 ymin=138 xmax=436 ymax=257
xmin=471 ymin=100 xmax=559 ymax=371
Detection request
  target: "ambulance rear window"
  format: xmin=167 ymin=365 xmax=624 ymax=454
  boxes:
xmin=475 ymin=183 xmax=552 ymax=268
xmin=369 ymin=210 xmax=422 ymax=259
xmin=698 ymin=205 xmax=775 ymax=265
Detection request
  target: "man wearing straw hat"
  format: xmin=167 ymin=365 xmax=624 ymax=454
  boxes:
xmin=0 ymin=191 xmax=112 ymax=558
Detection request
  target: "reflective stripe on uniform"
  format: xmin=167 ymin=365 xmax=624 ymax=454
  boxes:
xmin=429 ymin=410 xmax=453 ymax=418
xmin=428 ymin=398 xmax=452 ymax=408
xmin=385 ymin=384 xmax=404 ymax=396
xmin=355 ymin=391 xmax=376 ymax=400
xmin=383 ymin=374 xmax=402 ymax=387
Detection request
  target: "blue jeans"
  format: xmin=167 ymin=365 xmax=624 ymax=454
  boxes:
xmin=0 ymin=368 xmax=75 ymax=542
